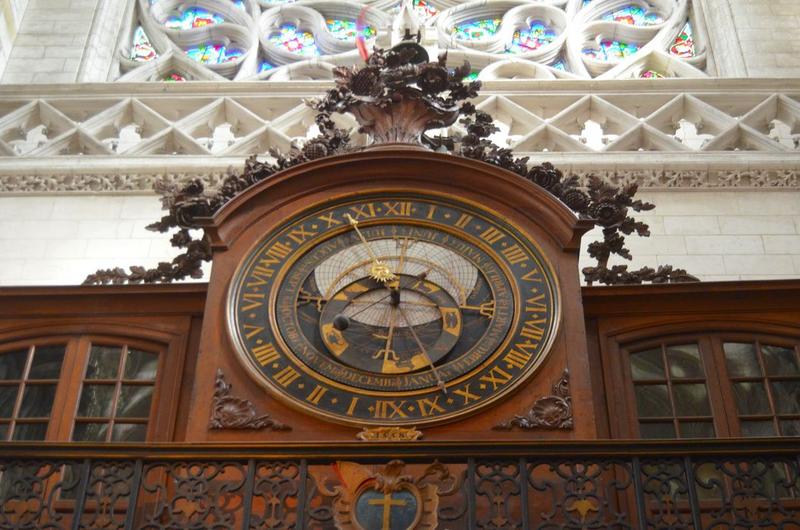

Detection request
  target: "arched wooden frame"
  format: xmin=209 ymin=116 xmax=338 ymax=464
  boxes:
xmin=602 ymin=321 xmax=800 ymax=439
xmin=0 ymin=324 xmax=185 ymax=443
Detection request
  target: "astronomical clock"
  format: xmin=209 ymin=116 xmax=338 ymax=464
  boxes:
xmin=195 ymin=148 xmax=593 ymax=441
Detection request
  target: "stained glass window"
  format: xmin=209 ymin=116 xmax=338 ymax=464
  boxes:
xmin=325 ymin=19 xmax=376 ymax=41
xmin=131 ymin=26 xmax=157 ymax=62
xmin=452 ymin=19 xmax=502 ymax=41
xmin=602 ymin=5 xmax=663 ymax=26
xmin=164 ymin=7 xmax=224 ymax=30
xmin=163 ymin=72 xmax=187 ymax=82
xmin=583 ymin=39 xmax=639 ymax=61
xmin=185 ymin=43 xmax=244 ymax=64
xmin=123 ymin=0 xmax=704 ymax=81
xmin=670 ymin=21 xmax=695 ymax=58
xmin=507 ymin=20 xmax=557 ymax=54
xmin=269 ymin=24 xmax=319 ymax=56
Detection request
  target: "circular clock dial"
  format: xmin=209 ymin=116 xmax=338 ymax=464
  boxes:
xmin=228 ymin=194 xmax=560 ymax=426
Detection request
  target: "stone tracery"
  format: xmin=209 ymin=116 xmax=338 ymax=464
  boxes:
xmin=118 ymin=0 xmax=705 ymax=81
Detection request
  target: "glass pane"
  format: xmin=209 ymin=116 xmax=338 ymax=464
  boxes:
xmin=28 ymin=345 xmax=65 ymax=379
xmin=0 ymin=386 xmax=18 ymax=417
xmin=630 ymin=348 xmax=664 ymax=380
xmin=732 ymin=382 xmax=771 ymax=415
xmin=77 ymin=384 xmax=115 ymax=417
xmin=635 ymin=384 xmax=672 ymax=417
xmin=741 ymin=420 xmax=776 ymax=437
xmin=673 ymin=383 xmax=711 ymax=416
xmin=639 ymin=422 xmax=676 ymax=439
xmin=762 ymin=345 xmax=800 ymax=376
xmin=0 ymin=423 xmax=7 ymax=440
xmin=679 ymin=421 xmax=715 ymax=438
xmin=780 ymin=419 xmax=800 ymax=436
xmin=116 ymin=385 xmax=153 ymax=418
xmin=770 ymin=381 xmax=800 ymax=414
xmin=724 ymin=342 xmax=761 ymax=377
xmin=124 ymin=349 xmax=158 ymax=380
xmin=112 ymin=423 xmax=147 ymax=442
xmin=0 ymin=350 xmax=28 ymax=380
xmin=12 ymin=422 xmax=48 ymax=440
xmin=18 ymin=384 xmax=56 ymax=418
xmin=72 ymin=422 xmax=109 ymax=442
xmin=666 ymin=344 xmax=704 ymax=378
xmin=85 ymin=345 xmax=122 ymax=379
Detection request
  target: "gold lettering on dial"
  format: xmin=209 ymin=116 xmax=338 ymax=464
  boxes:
xmin=454 ymin=213 xmax=473 ymax=229
xmin=253 ymin=342 xmax=280 ymax=366
xmin=501 ymin=244 xmax=529 ymax=265
xmin=480 ymin=366 xmax=513 ymax=390
xmin=480 ymin=227 xmax=505 ymax=245
xmin=274 ymin=366 xmax=301 ymax=387
xmin=383 ymin=201 xmax=413 ymax=216
xmin=453 ymin=384 xmax=480 ymax=404
xmin=348 ymin=203 xmax=377 ymax=220
xmin=374 ymin=400 xmax=408 ymax=419
xmin=417 ymin=397 xmax=445 ymax=417
xmin=306 ymin=385 xmax=328 ymax=405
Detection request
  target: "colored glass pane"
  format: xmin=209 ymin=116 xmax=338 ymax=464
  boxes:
xmin=640 ymin=69 xmax=664 ymax=79
xmin=453 ymin=19 xmax=501 ymax=41
xmin=413 ymin=0 xmax=438 ymax=21
xmin=582 ymin=39 xmax=639 ymax=61
xmin=259 ymin=61 xmax=275 ymax=73
xmin=232 ymin=0 xmax=245 ymax=8
xmin=602 ymin=5 xmax=662 ymax=26
xmin=551 ymin=58 xmax=568 ymax=71
xmin=131 ymin=26 xmax=157 ymax=62
xmin=162 ymin=72 xmax=186 ymax=82
xmin=507 ymin=20 xmax=557 ymax=53
xmin=165 ymin=7 xmax=224 ymax=30
xmin=269 ymin=24 xmax=319 ymax=56
xmin=670 ymin=21 xmax=695 ymax=58
xmin=325 ymin=19 xmax=376 ymax=41
xmin=464 ymin=70 xmax=479 ymax=81
xmin=185 ymin=43 xmax=244 ymax=63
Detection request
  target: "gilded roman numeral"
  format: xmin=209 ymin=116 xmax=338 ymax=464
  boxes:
xmin=287 ymin=226 xmax=317 ymax=244
xmin=525 ymin=293 xmax=547 ymax=312
xmin=349 ymin=203 xmax=377 ymax=220
xmin=453 ymin=384 xmax=480 ymax=404
xmin=243 ymin=324 xmax=264 ymax=339
xmin=306 ymin=385 xmax=328 ymax=405
xmin=383 ymin=201 xmax=412 ymax=216
xmin=520 ymin=318 xmax=546 ymax=341
xmin=274 ymin=366 xmax=300 ymax=387
xmin=521 ymin=267 xmax=543 ymax=283
xmin=454 ymin=213 xmax=473 ymax=229
xmin=503 ymin=348 xmax=531 ymax=369
xmin=501 ymin=244 xmax=529 ymax=265
xmin=417 ymin=397 xmax=445 ymax=417
xmin=252 ymin=342 xmax=280 ymax=366
xmin=346 ymin=397 xmax=360 ymax=416
xmin=318 ymin=213 xmax=341 ymax=228
xmin=480 ymin=227 xmax=505 ymax=245
xmin=240 ymin=293 xmax=265 ymax=311
xmin=373 ymin=400 xmax=408 ymax=419
xmin=426 ymin=204 xmax=437 ymax=219
xmin=480 ymin=366 xmax=512 ymax=390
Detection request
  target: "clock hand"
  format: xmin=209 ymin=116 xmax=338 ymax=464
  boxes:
xmin=396 ymin=303 xmax=447 ymax=395
xmin=344 ymin=213 xmax=397 ymax=283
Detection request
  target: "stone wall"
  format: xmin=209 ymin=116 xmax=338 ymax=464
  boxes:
xmin=1 ymin=191 xmax=799 ymax=286
xmin=0 ymin=0 xmax=28 ymax=79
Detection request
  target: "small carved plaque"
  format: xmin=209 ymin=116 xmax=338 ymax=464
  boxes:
xmin=357 ymin=426 xmax=423 ymax=442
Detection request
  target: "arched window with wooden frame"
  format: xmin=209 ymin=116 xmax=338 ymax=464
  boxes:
xmin=0 ymin=330 xmax=182 ymax=443
xmin=608 ymin=327 xmax=800 ymax=440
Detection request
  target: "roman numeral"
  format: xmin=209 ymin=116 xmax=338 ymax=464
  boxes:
xmin=318 ymin=213 xmax=341 ymax=228
xmin=252 ymin=343 xmax=280 ymax=366
xmin=480 ymin=227 xmax=505 ymax=245
xmin=520 ymin=318 xmax=546 ymax=341
xmin=251 ymin=241 xmax=293 ymax=284
xmin=306 ymin=385 xmax=328 ymax=405
xmin=349 ymin=203 xmax=377 ymax=220
xmin=503 ymin=348 xmax=531 ymax=369
xmin=453 ymin=384 xmax=480 ymax=404
xmin=287 ymin=226 xmax=317 ymax=244
xmin=417 ymin=397 xmax=445 ymax=417
xmin=346 ymin=397 xmax=359 ymax=416
xmin=426 ymin=205 xmax=437 ymax=219
xmin=274 ymin=366 xmax=300 ymax=387
xmin=243 ymin=324 xmax=264 ymax=339
xmin=521 ymin=267 xmax=543 ymax=283
xmin=525 ymin=293 xmax=547 ymax=312
xmin=502 ymin=244 xmax=529 ymax=265
xmin=374 ymin=400 xmax=408 ymax=419
xmin=383 ymin=201 xmax=412 ymax=216
xmin=240 ymin=293 xmax=265 ymax=311
xmin=454 ymin=213 xmax=473 ymax=229
xmin=480 ymin=366 xmax=512 ymax=390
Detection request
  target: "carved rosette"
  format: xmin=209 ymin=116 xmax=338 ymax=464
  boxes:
xmin=208 ymin=369 xmax=290 ymax=431
xmin=493 ymin=369 xmax=573 ymax=430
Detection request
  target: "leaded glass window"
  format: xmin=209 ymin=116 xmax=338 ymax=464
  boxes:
xmin=117 ymin=0 xmax=706 ymax=81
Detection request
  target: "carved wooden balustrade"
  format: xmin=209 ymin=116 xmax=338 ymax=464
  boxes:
xmin=0 ymin=440 xmax=798 ymax=529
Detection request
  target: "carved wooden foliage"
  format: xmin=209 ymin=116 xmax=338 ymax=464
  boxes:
xmin=493 ymin=369 xmax=573 ymax=431
xmin=209 ymin=369 xmax=290 ymax=431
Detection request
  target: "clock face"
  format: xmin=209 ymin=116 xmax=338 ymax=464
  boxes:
xmin=228 ymin=193 xmax=560 ymax=426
